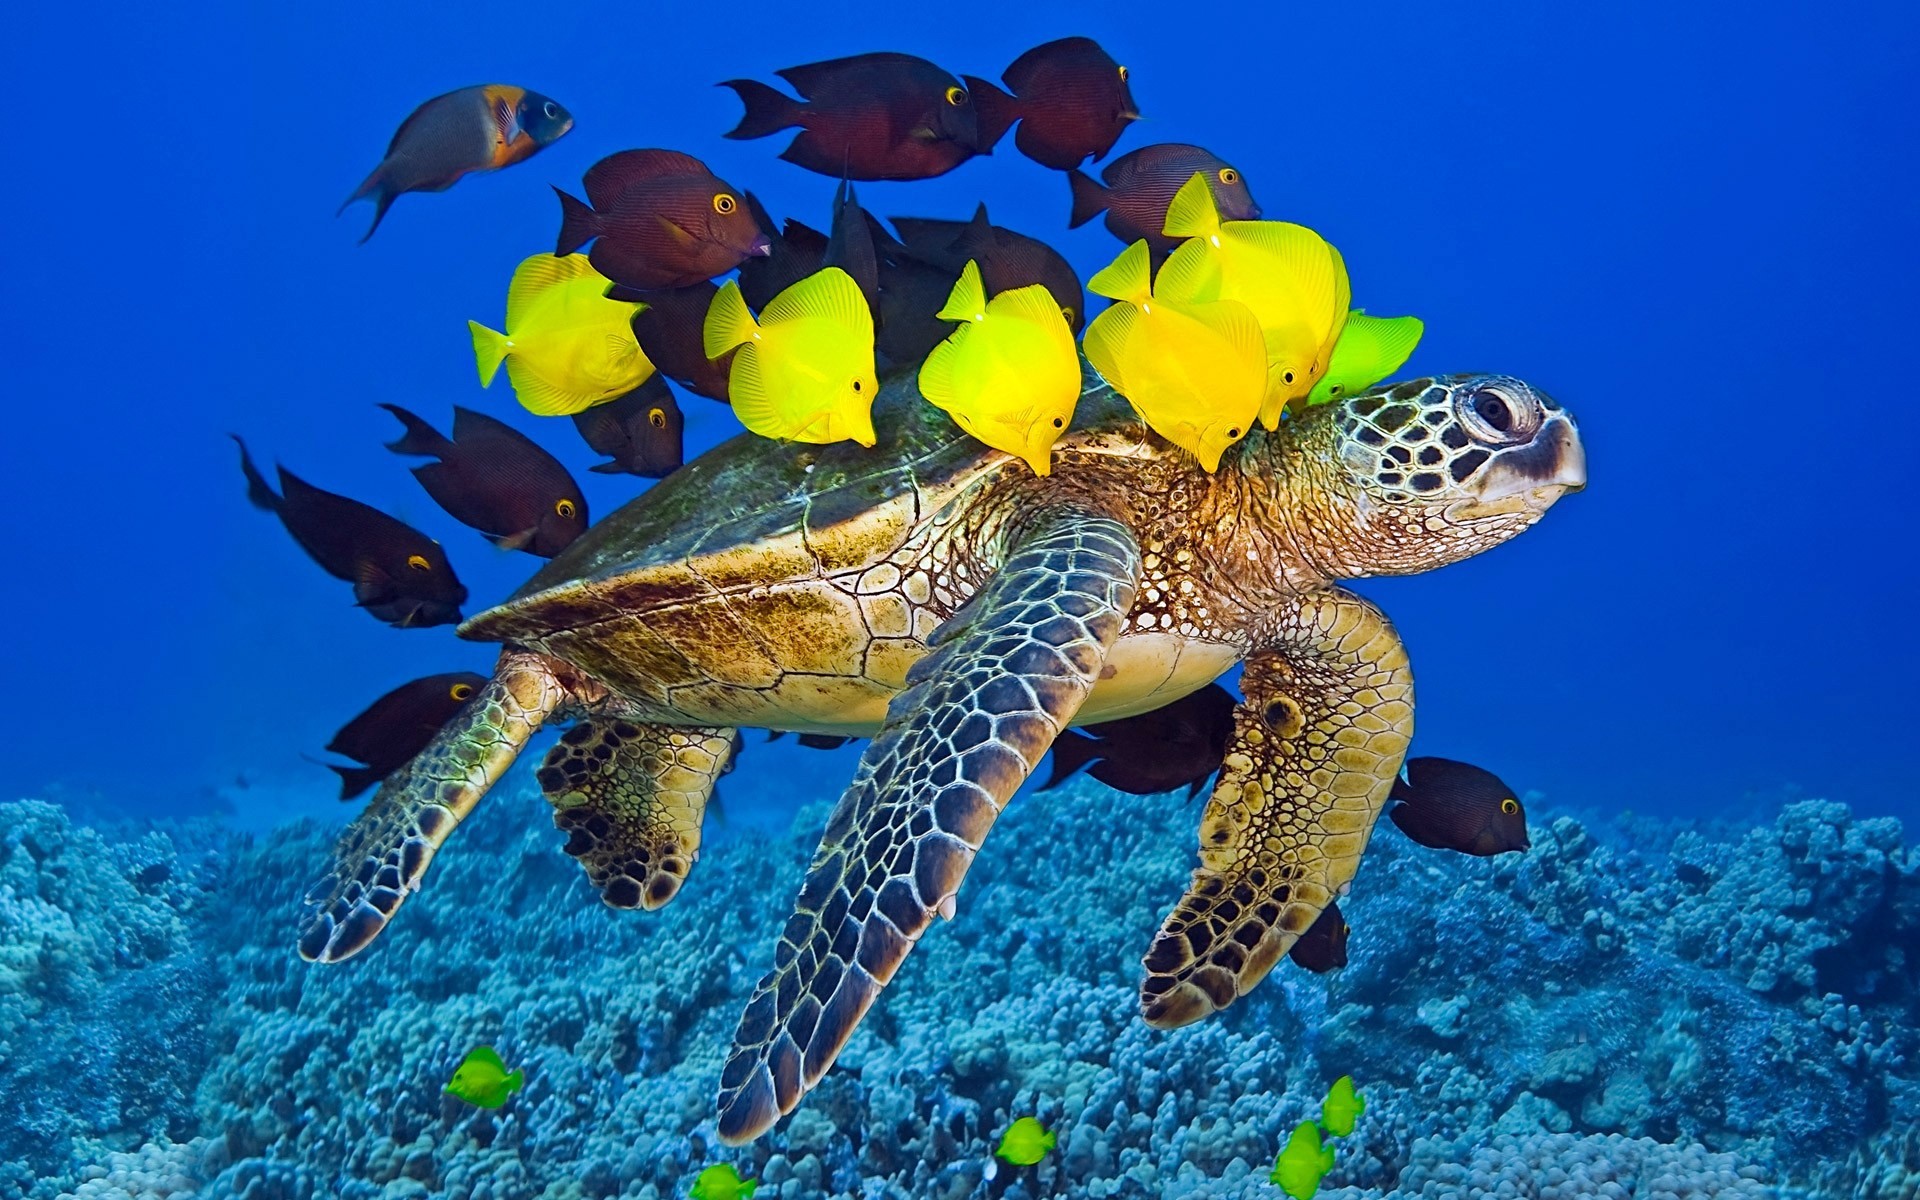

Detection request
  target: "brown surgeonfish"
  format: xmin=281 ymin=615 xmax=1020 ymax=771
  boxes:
xmin=571 ymin=377 xmax=684 ymax=478
xmin=965 ymin=37 xmax=1139 ymax=170
xmin=1288 ymin=901 xmax=1350 ymax=973
xmin=1041 ymin=683 xmax=1237 ymax=796
xmin=380 ymin=405 xmax=587 ymax=558
xmin=324 ymin=672 xmax=488 ymax=799
xmin=340 ymin=85 xmax=572 ymax=243
xmin=1067 ymin=143 xmax=1259 ymax=251
xmin=740 ymin=184 xmax=881 ymax=316
xmin=722 ymin=53 xmax=986 ymax=181
xmin=891 ymin=203 xmax=1086 ymax=330
xmin=615 ymin=281 xmax=735 ymax=403
xmin=233 ymin=437 xmax=466 ymax=628
xmin=1389 ymin=757 xmax=1532 ymax=856
xmin=554 ymin=150 xmax=770 ymax=291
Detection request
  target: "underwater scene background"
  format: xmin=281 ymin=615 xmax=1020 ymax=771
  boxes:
xmin=4 ymin=0 xmax=1916 ymax=1196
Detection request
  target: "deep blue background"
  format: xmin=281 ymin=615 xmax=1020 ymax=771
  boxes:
xmin=5 ymin=1 xmax=1913 ymax=827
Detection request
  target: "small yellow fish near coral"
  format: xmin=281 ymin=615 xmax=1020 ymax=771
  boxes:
xmin=1305 ymin=312 xmax=1424 ymax=407
xmin=919 ymin=261 xmax=1081 ymax=475
xmin=469 ymin=254 xmax=654 ymax=417
xmin=1269 ymin=1119 xmax=1335 ymax=1199
xmin=995 ymin=1116 xmax=1056 ymax=1166
xmin=1081 ymin=239 xmax=1266 ymax=472
xmin=1158 ymin=173 xmax=1350 ymax=428
xmin=1320 ymin=1074 xmax=1366 ymax=1137
xmin=444 ymin=1045 xmax=522 ymax=1109
xmin=688 ymin=1163 xmax=758 ymax=1200
xmin=704 ymin=267 xmax=879 ymax=446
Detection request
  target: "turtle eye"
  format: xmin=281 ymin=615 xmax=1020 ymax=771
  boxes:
xmin=406 ymin=554 xmax=430 ymax=571
xmin=450 ymin=682 xmax=474 ymax=701
xmin=712 ymin=193 xmax=737 ymax=215
xmin=1457 ymin=381 xmax=1537 ymax=444
xmin=1118 ymin=65 xmax=1129 ymax=82
xmin=648 ymin=407 xmax=667 ymax=429
xmin=945 ymin=85 xmax=967 ymax=106
xmin=1218 ymin=167 xmax=1240 ymax=185
xmin=1501 ymin=797 xmax=1520 ymax=815
xmin=555 ymin=498 xmax=577 ymax=519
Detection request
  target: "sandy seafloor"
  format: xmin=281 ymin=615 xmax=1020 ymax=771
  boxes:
xmin=2 ymin=764 xmax=1915 ymax=1200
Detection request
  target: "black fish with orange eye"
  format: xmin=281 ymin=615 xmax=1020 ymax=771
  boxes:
xmin=571 ymin=376 xmax=684 ymax=478
xmin=613 ymin=280 xmax=735 ymax=403
xmin=1067 ymin=143 xmax=1259 ymax=251
xmin=767 ymin=730 xmax=856 ymax=750
xmin=1388 ymin=757 xmax=1532 ymax=856
xmin=738 ymin=192 xmax=830 ymax=311
xmin=233 ymin=436 xmax=466 ymax=628
xmin=965 ymin=37 xmax=1139 ymax=170
xmin=380 ymin=404 xmax=587 ymax=558
xmin=891 ymin=203 xmax=1086 ymax=331
xmin=722 ymin=52 xmax=986 ymax=181
xmin=555 ymin=149 xmax=771 ymax=291
xmin=1041 ymin=683 xmax=1238 ymax=796
xmin=340 ymin=85 xmax=572 ymax=243
xmin=1287 ymin=901 xmax=1350 ymax=973
xmin=324 ymin=672 xmax=489 ymax=799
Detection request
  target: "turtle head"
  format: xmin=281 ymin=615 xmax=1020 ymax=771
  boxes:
xmin=1304 ymin=374 xmax=1586 ymax=576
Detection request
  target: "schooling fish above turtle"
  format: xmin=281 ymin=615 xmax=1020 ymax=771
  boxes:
xmin=295 ymin=364 xmax=1585 ymax=1145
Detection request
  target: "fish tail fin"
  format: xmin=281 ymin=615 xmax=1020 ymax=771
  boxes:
xmin=964 ymin=76 xmax=1019 ymax=152
xmin=553 ymin=187 xmax=601 ymax=256
xmin=935 ymin=260 xmax=988 ymax=322
xmin=1087 ymin=240 xmax=1154 ymax=304
xmin=231 ymin=435 xmax=280 ymax=512
xmin=702 ymin=280 xmax=759 ymax=359
xmin=720 ymin=79 xmax=802 ymax=140
xmin=1042 ymin=729 xmax=1099 ymax=790
xmin=355 ymin=189 xmax=399 ymax=244
xmin=1066 ymin=169 xmax=1108 ymax=229
xmin=378 ymin=403 xmax=454 ymax=458
xmin=337 ymin=164 xmax=384 ymax=217
xmin=468 ymin=321 xmax=510 ymax=387
xmin=328 ymin=762 xmax=385 ymax=801
xmin=1161 ymin=172 xmax=1222 ymax=241
xmin=505 ymin=1069 xmax=524 ymax=1093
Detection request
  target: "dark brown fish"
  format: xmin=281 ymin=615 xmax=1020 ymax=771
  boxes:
xmin=614 ymin=281 xmax=735 ymax=403
xmin=722 ymin=52 xmax=986 ymax=181
xmin=824 ymin=180 xmax=882 ymax=312
xmin=233 ymin=436 xmax=466 ymax=628
xmin=1287 ymin=901 xmax=1349 ymax=973
xmin=571 ymin=377 xmax=684 ymax=478
xmin=1389 ymin=757 xmax=1532 ymax=856
xmin=380 ymin=404 xmax=587 ymax=558
xmin=965 ymin=37 xmax=1138 ymax=170
xmin=1041 ymin=683 xmax=1237 ymax=796
xmin=1067 ymin=143 xmax=1260 ymax=251
xmin=737 ymin=193 xmax=830 ymax=311
xmin=871 ymin=220 xmax=963 ymax=366
xmin=340 ymin=85 xmax=572 ymax=243
xmin=554 ymin=149 xmax=771 ymax=291
xmin=324 ymin=672 xmax=489 ymax=799
xmin=767 ymin=730 xmax=856 ymax=750
xmin=890 ymin=203 xmax=1086 ymax=330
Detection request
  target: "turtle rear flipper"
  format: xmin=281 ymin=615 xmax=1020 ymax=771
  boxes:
xmin=538 ymin=720 xmax=737 ymax=910
xmin=298 ymin=651 xmax=572 ymax=963
xmin=714 ymin=510 xmax=1140 ymax=1145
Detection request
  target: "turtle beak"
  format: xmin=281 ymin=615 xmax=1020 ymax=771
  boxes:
xmin=1450 ymin=416 xmax=1586 ymax=520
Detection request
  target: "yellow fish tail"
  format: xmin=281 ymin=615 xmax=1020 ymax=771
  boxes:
xmin=937 ymin=260 xmax=989 ymax=323
xmin=703 ymin=280 xmax=759 ymax=360
xmin=504 ymin=1068 xmax=524 ymax=1093
xmin=1088 ymin=240 xmax=1155 ymax=304
xmin=1161 ymin=172 xmax=1222 ymax=241
xmin=469 ymin=320 xmax=510 ymax=387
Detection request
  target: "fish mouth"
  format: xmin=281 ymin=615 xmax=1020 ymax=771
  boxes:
xmin=745 ymin=234 xmax=773 ymax=258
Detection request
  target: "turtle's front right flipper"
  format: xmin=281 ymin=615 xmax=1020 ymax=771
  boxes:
xmin=298 ymin=650 xmax=574 ymax=963
xmin=713 ymin=510 xmax=1140 ymax=1145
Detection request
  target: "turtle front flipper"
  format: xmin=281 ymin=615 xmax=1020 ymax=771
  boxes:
xmin=298 ymin=650 xmax=573 ymax=963
xmin=714 ymin=510 xmax=1141 ymax=1145
xmin=538 ymin=720 xmax=738 ymax=910
xmin=1140 ymin=590 xmax=1412 ymax=1028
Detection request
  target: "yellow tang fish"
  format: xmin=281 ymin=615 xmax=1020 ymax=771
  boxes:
xmin=444 ymin=1045 xmax=523 ymax=1109
xmin=703 ymin=267 xmax=879 ymax=446
xmin=1158 ymin=173 xmax=1350 ymax=429
xmin=1305 ymin=312 xmax=1424 ymax=407
xmin=469 ymin=254 xmax=654 ymax=417
xmin=919 ymin=261 xmax=1082 ymax=475
xmin=995 ymin=1116 xmax=1056 ymax=1166
xmin=1081 ymin=240 xmax=1266 ymax=473
xmin=1320 ymin=1074 xmax=1366 ymax=1137
xmin=1269 ymin=1120 xmax=1335 ymax=1199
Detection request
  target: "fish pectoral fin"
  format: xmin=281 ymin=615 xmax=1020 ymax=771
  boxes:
xmin=494 ymin=528 xmax=538 ymax=553
xmin=653 ymin=213 xmax=698 ymax=247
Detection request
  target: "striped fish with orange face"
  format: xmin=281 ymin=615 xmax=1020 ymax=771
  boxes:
xmin=340 ymin=85 xmax=573 ymax=242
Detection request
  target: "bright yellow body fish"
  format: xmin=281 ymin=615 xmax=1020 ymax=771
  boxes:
xmin=444 ymin=1045 xmax=523 ymax=1109
xmin=1320 ymin=1074 xmax=1366 ymax=1137
xmin=1158 ymin=173 xmax=1350 ymax=428
xmin=469 ymin=254 xmax=653 ymax=417
xmin=1081 ymin=240 xmax=1266 ymax=472
xmin=1305 ymin=312 xmax=1424 ymax=406
xmin=995 ymin=1116 xmax=1056 ymax=1166
xmin=703 ymin=267 xmax=879 ymax=446
xmin=918 ymin=261 xmax=1081 ymax=475
xmin=1269 ymin=1120 xmax=1335 ymax=1199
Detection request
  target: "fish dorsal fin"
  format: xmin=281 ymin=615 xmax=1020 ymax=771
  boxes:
xmin=1351 ymin=312 xmax=1425 ymax=373
xmin=937 ymin=261 xmax=988 ymax=322
xmin=507 ymin=254 xmax=600 ymax=328
xmin=761 ymin=267 xmax=872 ymax=336
xmin=1088 ymin=240 xmax=1154 ymax=304
xmin=1233 ymin=221 xmax=1339 ymax=306
xmin=702 ymin=280 xmax=760 ymax=358
xmin=989 ymin=281 xmax=1071 ymax=334
xmin=1081 ymin=302 xmax=1144 ymax=391
xmin=582 ymin=148 xmax=709 ymax=208
xmin=468 ymin=1045 xmax=506 ymax=1072
xmin=1161 ymin=172 xmax=1222 ymax=242
xmin=1153 ymin=238 xmax=1222 ymax=305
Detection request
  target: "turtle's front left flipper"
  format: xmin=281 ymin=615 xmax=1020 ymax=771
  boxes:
xmin=714 ymin=510 xmax=1141 ymax=1144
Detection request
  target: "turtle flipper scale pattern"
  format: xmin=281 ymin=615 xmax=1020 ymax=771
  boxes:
xmin=714 ymin=511 xmax=1141 ymax=1145
xmin=298 ymin=651 xmax=569 ymax=963
xmin=1140 ymin=591 xmax=1412 ymax=1027
xmin=538 ymin=719 xmax=737 ymax=910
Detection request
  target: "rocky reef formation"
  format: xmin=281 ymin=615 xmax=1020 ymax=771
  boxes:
xmin=1 ymin=774 xmax=1913 ymax=1199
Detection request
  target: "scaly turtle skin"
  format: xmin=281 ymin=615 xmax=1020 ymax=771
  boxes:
xmin=296 ymin=361 xmax=1586 ymax=1144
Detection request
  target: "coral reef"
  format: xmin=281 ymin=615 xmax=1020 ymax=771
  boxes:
xmin=0 ymin=777 xmax=1913 ymax=1199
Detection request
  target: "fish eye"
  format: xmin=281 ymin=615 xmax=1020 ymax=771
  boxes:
xmin=555 ymin=498 xmax=577 ymax=519
xmin=648 ymin=407 xmax=667 ymax=429
xmin=1341 ymin=924 xmax=1351 ymax=937
xmin=852 ymin=379 xmax=862 ymax=392
xmin=1282 ymin=370 xmax=1295 ymax=385
xmin=1118 ymin=65 xmax=1129 ymax=82
xmin=1227 ymin=427 xmax=1242 ymax=439
xmin=406 ymin=554 xmax=430 ymax=571
xmin=1218 ymin=167 xmax=1240 ymax=185
xmin=1329 ymin=384 xmax=1345 ymax=397
xmin=945 ymin=85 xmax=967 ymax=106
xmin=1501 ymin=797 xmax=1520 ymax=814
xmin=450 ymin=683 xmax=474 ymax=701
xmin=543 ymin=101 xmax=558 ymax=119
xmin=1059 ymin=305 xmax=1075 ymax=323
xmin=712 ymin=193 xmax=738 ymax=215
xmin=1052 ymin=417 xmax=1064 ymax=428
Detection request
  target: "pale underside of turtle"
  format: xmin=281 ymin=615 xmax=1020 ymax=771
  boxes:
xmin=296 ymin=360 xmax=1586 ymax=1145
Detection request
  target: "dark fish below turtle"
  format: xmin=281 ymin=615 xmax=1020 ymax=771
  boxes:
xmin=572 ymin=377 xmax=684 ymax=478
xmin=1388 ymin=756 xmax=1531 ymax=856
xmin=323 ymin=672 xmax=488 ymax=799
xmin=380 ymin=404 xmax=587 ymax=558
xmin=555 ymin=149 xmax=770 ymax=291
xmin=232 ymin=436 xmax=466 ymax=628
xmin=1287 ymin=901 xmax=1349 ymax=973
xmin=1067 ymin=142 xmax=1259 ymax=252
xmin=890 ymin=202 xmax=1085 ymax=330
xmin=1041 ymin=683 xmax=1237 ymax=796
xmin=966 ymin=36 xmax=1139 ymax=170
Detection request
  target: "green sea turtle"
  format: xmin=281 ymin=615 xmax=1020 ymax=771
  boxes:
xmin=297 ymin=364 xmax=1585 ymax=1143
